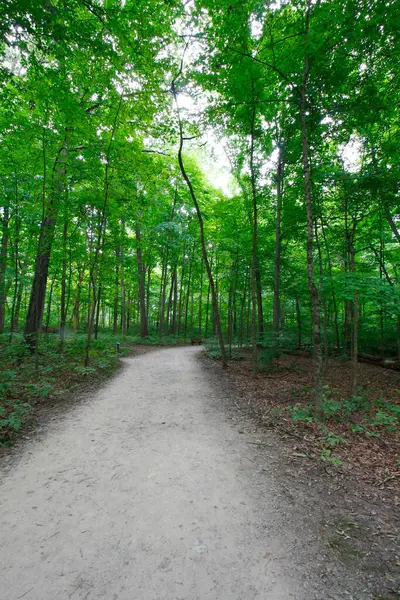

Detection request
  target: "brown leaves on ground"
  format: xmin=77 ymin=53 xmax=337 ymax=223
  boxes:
xmin=213 ymin=351 xmax=400 ymax=499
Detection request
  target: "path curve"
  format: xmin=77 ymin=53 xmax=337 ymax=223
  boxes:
xmin=1 ymin=347 xmax=313 ymax=600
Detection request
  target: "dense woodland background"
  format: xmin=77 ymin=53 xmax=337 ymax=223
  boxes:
xmin=0 ymin=0 xmax=399 ymax=429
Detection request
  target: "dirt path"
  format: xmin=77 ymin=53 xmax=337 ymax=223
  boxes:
xmin=0 ymin=347 xmax=386 ymax=600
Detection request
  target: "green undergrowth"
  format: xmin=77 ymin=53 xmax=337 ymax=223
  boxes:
xmin=0 ymin=332 xmax=197 ymax=445
xmin=0 ymin=333 xmax=136 ymax=446
xmin=204 ymin=341 xmax=399 ymax=468
xmin=288 ymin=386 xmax=399 ymax=433
xmin=287 ymin=386 xmax=399 ymax=465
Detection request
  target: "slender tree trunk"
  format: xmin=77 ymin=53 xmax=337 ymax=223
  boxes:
xmin=146 ymin=267 xmax=151 ymax=324
xmin=255 ymin=261 xmax=263 ymax=336
xmin=127 ymin=291 xmax=131 ymax=332
xmin=314 ymin=221 xmax=328 ymax=360
xmin=349 ymin=237 xmax=359 ymax=392
xmin=184 ymin=258 xmax=192 ymax=340
xmin=173 ymin=80 xmax=227 ymax=367
xmin=72 ymin=268 xmax=85 ymax=331
xmin=85 ymin=96 xmax=122 ymax=366
xmin=273 ymin=143 xmax=284 ymax=342
xmin=379 ymin=217 xmax=384 ymax=359
xmin=94 ymin=284 xmax=102 ymax=340
xmin=170 ymin=267 xmax=178 ymax=335
xmin=10 ymin=176 xmax=21 ymax=339
xmin=45 ymin=272 xmax=57 ymax=331
xmin=136 ymin=223 xmax=148 ymax=338
xmin=205 ymin=280 xmax=210 ymax=339
xmin=113 ymin=248 xmax=120 ymax=335
xmin=239 ymin=269 xmax=248 ymax=347
xmin=299 ymin=1 xmax=323 ymax=415
xmin=177 ymin=263 xmax=185 ymax=335
xmin=198 ymin=258 xmax=203 ymax=335
xmin=320 ymin=218 xmax=340 ymax=350
xmin=158 ymin=250 xmax=167 ymax=333
xmin=159 ymin=250 xmax=169 ymax=335
xmin=59 ymin=218 xmax=68 ymax=344
xmin=249 ymin=103 xmax=259 ymax=376
xmin=227 ymin=258 xmax=237 ymax=359
xmin=11 ymin=273 xmax=24 ymax=332
xmin=296 ymin=298 xmax=302 ymax=349
xmin=166 ymin=269 xmax=174 ymax=331
xmin=0 ymin=204 xmax=10 ymax=333
xmin=120 ymin=219 xmax=127 ymax=336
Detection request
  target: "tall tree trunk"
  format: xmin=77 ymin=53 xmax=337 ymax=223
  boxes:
xmin=177 ymin=263 xmax=185 ymax=335
xmin=198 ymin=258 xmax=203 ymax=335
xmin=0 ymin=204 xmax=10 ymax=333
xmin=146 ymin=266 xmax=152 ymax=323
xmin=184 ymin=257 xmax=192 ymax=340
xmin=273 ymin=142 xmax=284 ymax=342
xmin=320 ymin=217 xmax=340 ymax=350
xmin=205 ymin=279 xmax=210 ymax=339
xmin=170 ymin=267 xmax=178 ymax=335
xmin=299 ymin=1 xmax=323 ymax=415
xmin=113 ymin=247 xmax=120 ymax=335
xmin=72 ymin=268 xmax=85 ymax=331
xmin=227 ymin=258 xmax=237 ymax=359
xmin=349 ymin=241 xmax=359 ymax=392
xmin=249 ymin=102 xmax=259 ymax=376
xmin=166 ymin=269 xmax=174 ymax=331
xmin=136 ymin=223 xmax=148 ymax=338
xmin=239 ymin=269 xmax=248 ymax=347
xmin=59 ymin=218 xmax=68 ymax=344
xmin=45 ymin=271 xmax=57 ymax=331
xmin=159 ymin=250 xmax=169 ymax=335
xmin=314 ymin=221 xmax=328 ymax=361
xmin=295 ymin=298 xmax=302 ymax=349
xmin=85 ymin=96 xmax=122 ymax=366
xmin=255 ymin=261 xmax=263 ymax=336
xmin=120 ymin=219 xmax=127 ymax=336
xmin=24 ymin=131 xmax=69 ymax=347
xmin=10 ymin=182 xmax=21 ymax=338
xmin=173 ymin=79 xmax=227 ymax=367
xmin=94 ymin=284 xmax=102 ymax=340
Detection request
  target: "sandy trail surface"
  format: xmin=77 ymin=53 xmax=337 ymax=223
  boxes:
xmin=1 ymin=347 xmax=329 ymax=599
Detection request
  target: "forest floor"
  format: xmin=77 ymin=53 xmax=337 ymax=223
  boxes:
xmin=0 ymin=345 xmax=399 ymax=599
xmin=208 ymin=349 xmax=400 ymax=495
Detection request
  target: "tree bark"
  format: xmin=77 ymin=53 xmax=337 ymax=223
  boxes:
xmin=120 ymin=219 xmax=127 ymax=336
xmin=59 ymin=218 xmax=68 ymax=343
xmin=0 ymin=204 xmax=10 ymax=333
xmin=136 ymin=222 xmax=148 ymax=338
xmin=249 ymin=102 xmax=259 ymax=376
xmin=24 ymin=131 xmax=69 ymax=347
xmin=45 ymin=271 xmax=57 ymax=331
xmin=173 ymin=80 xmax=227 ymax=367
xmin=72 ymin=268 xmax=85 ymax=331
xmin=273 ymin=142 xmax=284 ymax=342
xmin=299 ymin=1 xmax=323 ymax=415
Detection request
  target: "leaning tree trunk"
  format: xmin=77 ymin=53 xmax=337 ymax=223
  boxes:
xmin=24 ymin=131 xmax=69 ymax=348
xmin=299 ymin=1 xmax=323 ymax=416
xmin=173 ymin=80 xmax=227 ymax=367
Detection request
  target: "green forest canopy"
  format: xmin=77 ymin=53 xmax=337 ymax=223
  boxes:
xmin=0 ymin=0 xmax=399 ymax=411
